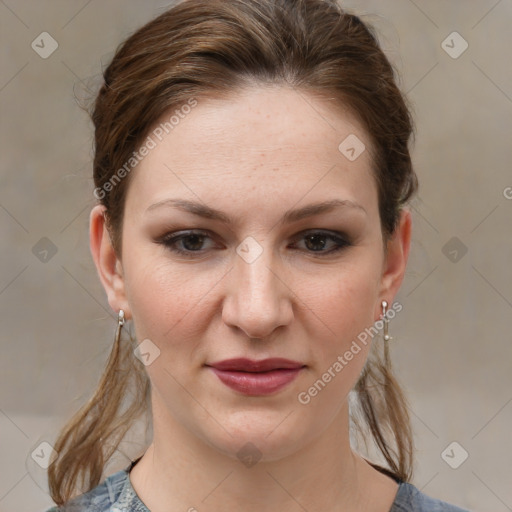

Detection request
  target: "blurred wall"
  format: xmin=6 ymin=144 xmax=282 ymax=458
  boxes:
xmin=1 ymin=1 xmax=511 ymax=511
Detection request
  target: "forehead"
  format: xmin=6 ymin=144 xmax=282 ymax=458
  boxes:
xmin=125 ymin=85 xmax=378 ymax=218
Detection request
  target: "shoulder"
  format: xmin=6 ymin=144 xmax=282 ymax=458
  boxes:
xmin=391 ymin=481 xmax=471 ymax=512
xmin=40 ymin=468 xmax=129 ymax=512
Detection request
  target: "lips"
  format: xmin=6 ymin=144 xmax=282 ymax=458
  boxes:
xmin=206 ymin=358 xmax=306 ymax=396
xmin=206 ymin=357 xmax=305 ymax=372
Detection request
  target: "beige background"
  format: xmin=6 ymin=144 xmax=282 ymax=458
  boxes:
xmin=1 ymin=1 xmax=511 ymax=511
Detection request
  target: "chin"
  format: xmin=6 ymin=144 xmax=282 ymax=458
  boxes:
xmin=199 ymin=412 xmax=311 ymax=464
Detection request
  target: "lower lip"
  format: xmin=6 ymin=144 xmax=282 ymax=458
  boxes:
xmin=208 ymin=367 xmax=304 ymax=396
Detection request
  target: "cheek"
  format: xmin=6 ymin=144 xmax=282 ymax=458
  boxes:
xmin=297 ymin=267 xmax=379 ymax=405
xmin=301 ymin=260 xmax=381 ymax=349
xmin=291 ymin=270 xmax=379 ymax=430
xmin=122 ymin=248 xmax=224 ymax=345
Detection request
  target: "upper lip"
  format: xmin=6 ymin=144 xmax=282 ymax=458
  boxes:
xmin=206 ymin=358 xmax=305 ymax=372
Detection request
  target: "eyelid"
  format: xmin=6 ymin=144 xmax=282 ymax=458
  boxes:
xmin=157 ymin=228 xmax=352 ymax=257
xmin=291 ymin=228 xmax=350 ymax=241
xmin=158 ymin=229 xmax=218 ymax=252
xmin=290 ymin=229 xmax=351 ymax=253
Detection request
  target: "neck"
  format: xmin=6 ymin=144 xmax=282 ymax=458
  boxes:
xmin=129 ymin=393 xmax=398 ymax=512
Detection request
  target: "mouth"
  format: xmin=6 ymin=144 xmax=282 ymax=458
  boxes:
xmin=206 ymin=357 xmax=305 ymax=372
xmin=205 ymin=358 xmax=306 ymax=396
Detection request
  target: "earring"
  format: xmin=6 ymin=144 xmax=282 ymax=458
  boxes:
xmin=381 ymin=300 xmax=392 ymax=342
xmin=115 ymin=309 xmax=125 ymax=345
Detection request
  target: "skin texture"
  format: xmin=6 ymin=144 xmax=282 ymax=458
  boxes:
xmin=90 ymin=85 xmax=412 ymax=512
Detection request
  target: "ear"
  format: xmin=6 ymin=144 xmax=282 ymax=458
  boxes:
xmin=89 ymin=204 xmax=131 ymax=319
xmin=376 ymin=208 xmax=412 ymax=314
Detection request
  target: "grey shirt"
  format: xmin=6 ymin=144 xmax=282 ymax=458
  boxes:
xmin=42 ymin=458 xmax=471 ymax=512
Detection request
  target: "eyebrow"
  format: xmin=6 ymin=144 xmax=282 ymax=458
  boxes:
xmin=145 ymin=198 xmax=367 ymax=224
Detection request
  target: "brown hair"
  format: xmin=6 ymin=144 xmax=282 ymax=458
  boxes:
xmin=48 ymin=0 xmax=418 ymax=505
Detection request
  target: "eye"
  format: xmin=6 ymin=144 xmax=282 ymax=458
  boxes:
xmin=157 ymin=229 xmax=351 ymax=257
xmin=291 ymin=230 xmax=351 ymax=255
xmin=158 ymin=230 xmax=215 ymax=256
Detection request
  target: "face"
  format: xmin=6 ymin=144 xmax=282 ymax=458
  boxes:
xmin=91 ymin=85 xmax=410 ymax=462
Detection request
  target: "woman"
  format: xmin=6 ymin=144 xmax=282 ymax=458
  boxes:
xmin=43 ymin=0 xmax=470 ymax=510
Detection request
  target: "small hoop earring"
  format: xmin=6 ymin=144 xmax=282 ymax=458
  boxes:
xmin=115 ymin=309 xmax=125 ymax=345
xmin=381 ymin=300 xmax=392 ymax=342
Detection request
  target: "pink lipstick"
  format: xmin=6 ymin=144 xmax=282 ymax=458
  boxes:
xmin=206 ymin=357 xmax=305 ymax=396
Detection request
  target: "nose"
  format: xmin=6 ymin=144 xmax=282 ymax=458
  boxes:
xmin=221 ymin=244 xmax=294 ymax=340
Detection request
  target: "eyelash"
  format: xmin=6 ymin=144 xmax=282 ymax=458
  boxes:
xmin=157 ymin=230 xmax=352 ymax=257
